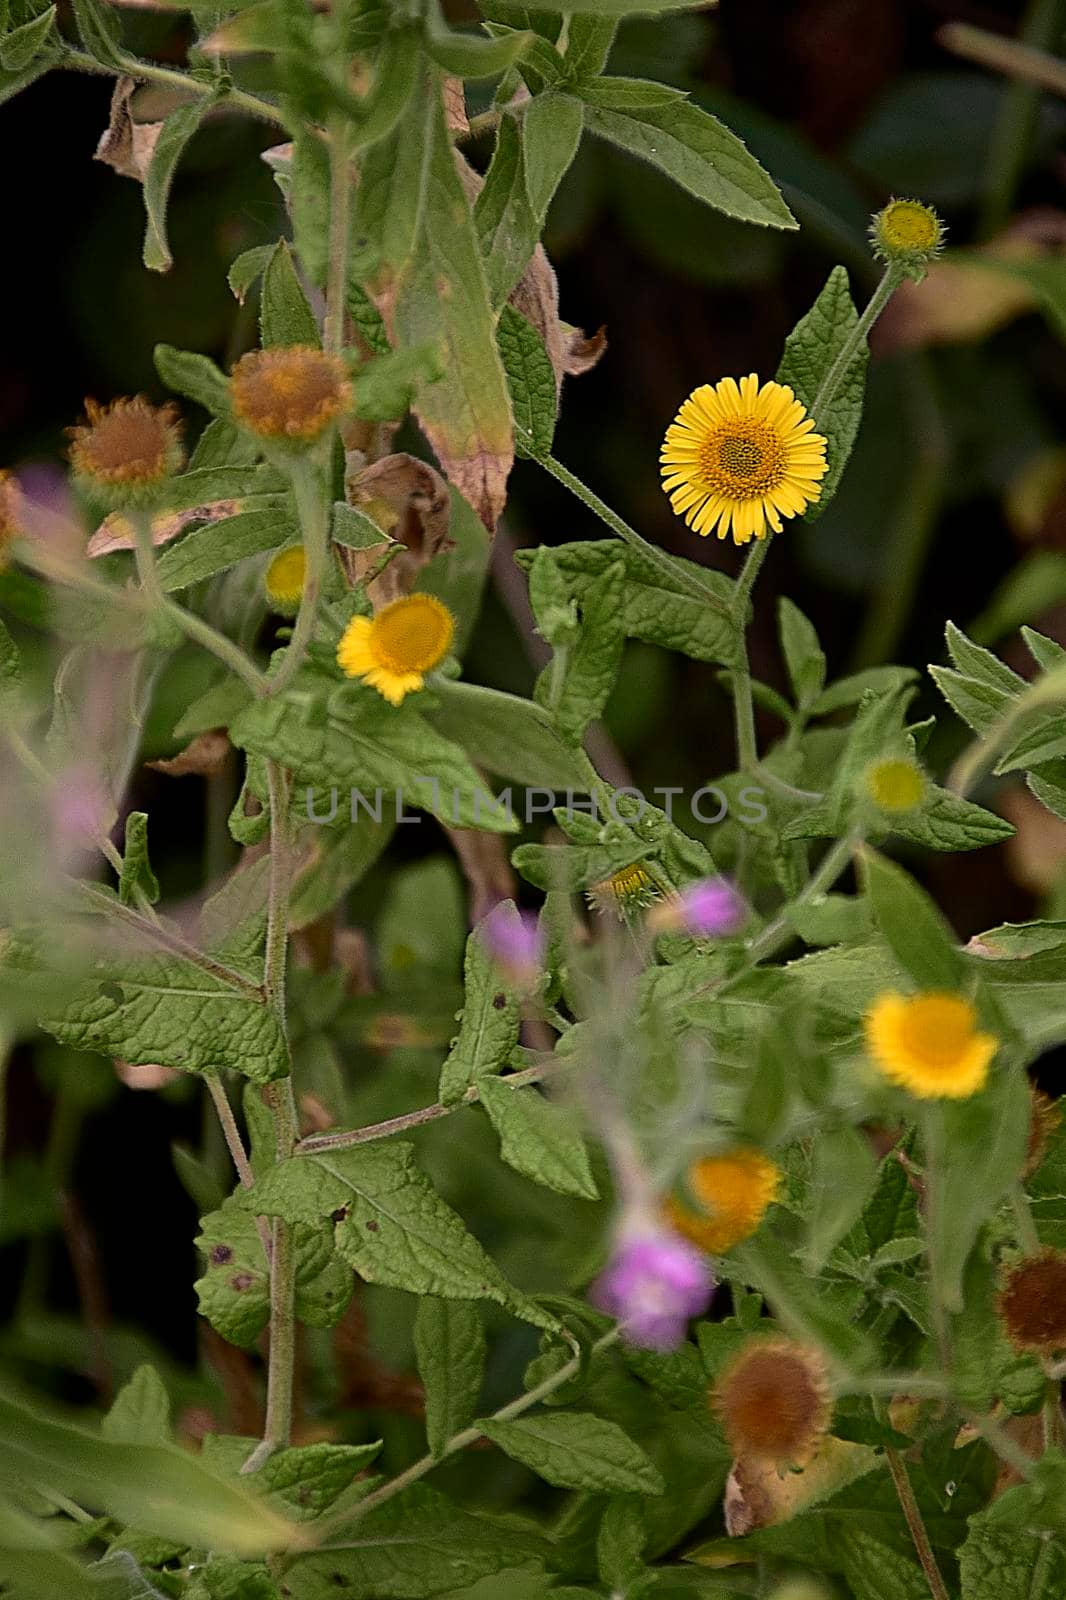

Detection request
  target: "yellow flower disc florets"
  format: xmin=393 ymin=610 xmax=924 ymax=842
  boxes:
xmin=997 ymin=1249 xmax=1066 ymax=1353
xmin=230 ymin=346 xmax=351 ymax=443
xmin=665 ymin=1148 xmax=781 ymax=1255
xmin=870 ymin=199 xmax=945 ymax=279
xmin=264 ymin=544 xmax=306 ymax=613
xmin=660 ymin=374 xmax=828 ymax=546
xmin=864 ymin=991 xmax=997 ymax=1100
xmin=0 ymin=470 xmax=24 ymax=570
xmin=587 ymin=863 xmax=659 ymax=919
xmin=864 ymin=758 xmax=926 ymax=815
xmin=68 ymin=397 xmax=184 ymax=500
xmin=714 ymin=1337 xmax=831 ymax=1466
xmin=336 ymin=593 xmax=455 ymax=705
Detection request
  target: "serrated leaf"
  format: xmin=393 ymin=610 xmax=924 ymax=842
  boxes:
xmin=330 ymin=501 xmax=391 ymax=550
xmin=101 ymin=1366 xmax=171 ymax=1445
xmin=478 ymin=1078 xmax=598 ymax=1199
xmin=777 ymin=597 xmax=825 ymax=708
xmin=155 ymin=344 xmax=230 ymax=416
xmin=577 ymin=76 xmax=794 ymax=229
xmin=929 ymin=664 xmax=1010 ymax=737
xmin=290 ymin=128 xmax=330 ymax=287
xmin=156 ymin=506 xmax=293 ymax=591
xmin=239 ymin=1140 xmax=558 ymax=1330
xmin=72 ymin=0 xmax=123 ymax=68
xmin=546 ymin=558 xmax=626 ymax=746
xmin=777 ymin=266 xmax=867 ymax=517
xmin=195 ymin=1203 xmax=353 ymax=1347
xmin=480 ymin=1413 xmax=663 ymax=1494
xmin=0 ymin=5 xmax=55 ymax=71
xmin=891 ymin=788 xmax=1014 ymax=853
xmin=946 ymin=620 xmax=1025 ymax=693
xmin=260 ymin=240 xmax=320 ymax=349
xmin=414 ymin=1298 xmax=486 ymax=1459
xmin=351 ymin=75 xmax=435 ymax=281
xmin=427 ymin=679 xmax=589 ymax=790
xmin=228 ymin=244 xmax=274 ymax=304
xmin=438 ymin=921 xmax=520 ymax=1105
xmin=260 ymin=1442 xmax=383 ymax=1520
xmin=118 ymin=812 xmax=160 ymax=907
xmin=514 ymin=540 xmax=737 ymax=666
xmin=142 ymin=97 xmax=215 ymax=273
xmin=564 ymin=16 xmax=616 ymax=78
xmin=838 ymin=1528 xmax=931 ymax=1600
xmin=498 ymin=304 xmax=557 ymax=458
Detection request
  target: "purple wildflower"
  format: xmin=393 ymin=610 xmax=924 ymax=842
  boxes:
xmin=479 ymin=901 xmax=542 ymax=991
xmin=649 ymin=877 xmax=745 ymax=938
xmin=591 ymin=1226 xmax=714 ymax=1351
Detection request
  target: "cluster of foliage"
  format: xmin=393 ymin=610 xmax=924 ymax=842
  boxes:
xmin=2 ymin=2 xmax=1066 ymax=1599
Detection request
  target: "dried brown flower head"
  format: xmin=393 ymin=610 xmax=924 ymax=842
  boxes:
xmin=997 ymin=1249 xmax=1066 ymax=1353
xmin=714 ymin=1337 xmax=831 ymax=1466
xmin=1025 ymin=1088 xmax=1062 ymax=1178
xmin=230 ymin=346 xmax=351 ymax=443
xmin=68 ymin=397 xmax=183 ymax=497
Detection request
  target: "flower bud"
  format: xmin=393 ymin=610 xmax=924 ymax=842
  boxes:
xmin=870 ymin=198 xmax=945 ymax=281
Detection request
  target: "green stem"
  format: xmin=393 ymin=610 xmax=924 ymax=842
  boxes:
xmin=310 ymin=1328 xmax=621 ymax=1543
xmin=730 ymin=537 xmax=771 ymax=770
xmin=267 ymin=461 xmax=331 ymax=698
xmin=885 ymin=1447 xmax=950 ymax=1600
xmin=323 ymin=114 xmax=352 ymax=360
xmin=538 ymin=453 xmax=733 ymax=620
xmin=811 ymin=264 xmax=903 ymax=426
xmin=975 ymin=0 xmax=1066 ymax=238
xmin=62 ymin=46 xmax=285 ymax=129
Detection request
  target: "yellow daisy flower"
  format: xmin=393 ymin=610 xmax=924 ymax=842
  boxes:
xmin=264 ymin=544 xmax=306 ymax=612
xmin=864 ymin=991 xmax=997 ymax=1100
xmin=665 ymin=1147 xmax=781 ymax=1255
xmin=587 ymin=863 xmax=659 ymax=920
xmin=660 ymin=374 xmax=828 ymax=546
xmin=864 ymin=757 xmax=925 ymax=815
xmin=336 ymin=593 xmax=455 ymax=706
xmin=714 ymin=1337 xmax=831 ymax=1466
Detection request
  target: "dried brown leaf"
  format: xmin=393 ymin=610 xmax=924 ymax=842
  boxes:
xmin=344 ymin=451 xmax=453 ymax=604
xmin=94 ymin=76 xmax=163 ymax=183
xmin=88 ymin=499 xmax=243 ymax=558
xmin=148 ymin=730 xmax=231 ymax=779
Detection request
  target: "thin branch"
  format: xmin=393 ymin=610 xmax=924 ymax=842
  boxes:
xmin=885 ymin=1447 xmax=950 ymax=1600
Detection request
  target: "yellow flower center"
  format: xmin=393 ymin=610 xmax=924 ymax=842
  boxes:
xmin=368 ymin=594 xmax=454 ymax=675
xmin=893 ymin=993 xmax=979 ymax=1071
xmin=865 ymin=759 xmax=924 ymax=813
xmin=880 ymin=200 xmax=940 ymax=252
xmin=699 ymin=420 xmax=786 ymax=500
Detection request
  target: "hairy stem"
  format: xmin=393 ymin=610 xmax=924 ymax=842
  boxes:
xmin=885 ymin=1447 xmax=950 ymax=1600
xmin=62 ymin=46 xmax=285 ymax=129
xmin=205 ymin=1073 xmax=272 ymax=1260
xmin=730 ymin=537 xmax=771 ymax=771
xmin=811 ymin=263 xmax=903 ymax=426
xmin=323 ymin=114 xmax=352 ymax=360
xmin=267 ymin=461 xmax=331 ymax=698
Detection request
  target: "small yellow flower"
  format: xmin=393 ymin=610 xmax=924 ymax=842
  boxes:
xmin=997 ymin=1250 xmax=1066 ymax=1353
xmin=68 ymin=397 xmax=183 ymax=499
xmin=230 ymin=346 xmax=351 ymax=443
xmin=660 ymin=374 xmax=828 ymax=546
xmin=665 ymin=1148 xmax=781 ymax=1255
xmin=864 ymin=757 xmax=925 ymax=814
xmin=714 ymin=1337 xmax=831 ymax=1466
xmin=587 ymin=863 xmax=659 ymax=919
xmin=0 ymin=470 xmax=23 ymax=569
xmin=336 ymin=593 xmax=455 ymax=705
xmin=264 ymin=544 xmax=306 ymax=612
xmin=864 ymin=991 xmax=997 ymax=1100
xmin=870 ymin=199 xmax=945 ymax=279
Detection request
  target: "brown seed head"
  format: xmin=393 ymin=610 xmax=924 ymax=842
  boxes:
xmin=230 ymin=346 xmax=351 ymax=442
xmin=68 ymin=397 xmax=183 ymax=495
xmin=714 ymin=1337 xmax=831 ymax=1466
xmin=997 ymin=1248 xmax=1066 ymax=1353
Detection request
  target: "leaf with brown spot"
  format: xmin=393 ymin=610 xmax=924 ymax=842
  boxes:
xmin=88 ymin=499 xmax=244 ymax=558
xmin=148 ymin=730 xmax=231 ymax=779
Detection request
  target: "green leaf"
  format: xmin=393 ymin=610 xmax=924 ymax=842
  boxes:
xmin=731 ymin=1231 xmax=876 ymax=1371
xmin=563 ymin=16 xmax=617 ymax=79
xmin=195 ymin=1203 xmax=353 ymax=1346
xmin=811 ymin=665 xmax=919 ymax=716
xmin=891 ymin=788 xmax=1014 ymax=853
xmin=438 ymin=922 xmax=521 ymax=1105
xmin=155 ymin=344 xmax=230 ymax=416
xmin=347 ymin=281 xmax=391 ymax=356
xmin=350 ymin=76 xmax=435 ymax=281
xmin=260 ymin=1442 xmax=383 ymax=1520
xmin=424 ymin=3 xmax=533 ymax=77
xmin=71 ymin=0 xmax=123 ymax=68
xmin=427 ymin=678 xmax=589 ymax=789
xmin=156 ymin=506 xmax=292 ymax=592
xmin=543 ymin=558 xmax=626 ymax=746
xmin=290 ymin=810 xmax=395 ymax=930
xmin=838 ymin=1529 xmax=931 ymax=1600
xmin=0 ymin=1389 xmax=292 ymax=1557
xmin=478 ymin=1078 xmax=598 ymax=1199
xmin=330 ymin=502 xmax=391 ymax=550
xmin=514 ymin=540 xmax=737 ymax=666
xmin=142 ymin=97 xmax=215 ymax=273
xmin=0 ymin=618 xmax=23 ymax=720
xmin=778 ymin=597 xmax=826 ymax=709
xmin=230 ymin=677 xmax=516 ymax=834
xmin=118 ymin=812 xmax=160 ymax=907
xmin=291 ymin=127 xmax=330 ymax=286
xmin=497 ymin=304 xmax=557 ymax=458
xmin=926 ymin=1068 xmax=1030 ymax=1312
xmin=0 ymin=5 xmax=55 ymax=71
xmin=958 ymin=1471 xmax=1066 ymax=1599
xmin=577 ymin=76 xmax=795 ymax=229
xmin=776 ymin=265 xmax=867 ymax=517
xmin=479 ymin=1413 xmax=663 ymax=1494
xmin=101 ymin=1365 xmax=171 ymax=1445
xmin=860 ymin=848 xmax=965 ymax=991
xmin=804 ymin=1124 xmax=877 ymax=1271
xmin=14 ymin=928 xmax=289 ymax=1083
xmin=414 ymin=1298 xmax=486 ymax=1459
xmin=240 ymin=1141 xmax=558 ymax=1329
xmin=284 ymin=1483 xmax=554 ymax=1597
xmin=352 ymin=344 xmax=442 ymax=422
xmin=228 ymin=244 xmax=274 ymax=304
xmin=260 ymin=240 xmax=320 ymax=348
